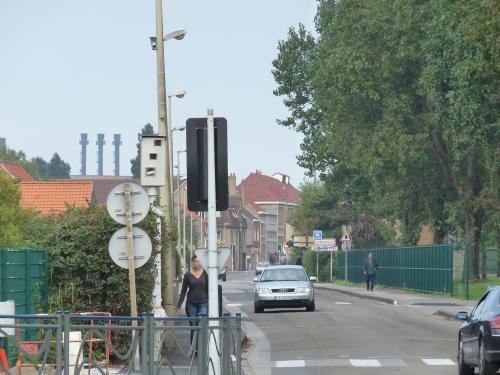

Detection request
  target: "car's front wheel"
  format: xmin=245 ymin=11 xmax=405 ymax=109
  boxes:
xmin=254 ymin=304 xmax=263 ymax=314
xmin=306 ymin=301 xmax=315 ymax=312
xmin=479 ymin=339 xmax=497 ymax=375
xmin=458 ymin=336 xmax=474 ymax=375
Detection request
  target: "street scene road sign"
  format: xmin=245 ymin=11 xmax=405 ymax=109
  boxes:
xmin=109 ymin=227 xmax=152 ymax=269
xmin=196 ymin=247 xmax=231 ymax=272
xmin=313 ymin=230 xmax=323 ymax=240
xmin=293 ymin=236 xmax=315 ymax=248
xmin=106 ymin=183 xmax=150 ymax=225
xmin=312 ymin=238 xmax=338 ymax=252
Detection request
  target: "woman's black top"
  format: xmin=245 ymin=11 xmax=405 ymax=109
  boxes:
xmin=177 ymin=270 xmax=209 ymax=309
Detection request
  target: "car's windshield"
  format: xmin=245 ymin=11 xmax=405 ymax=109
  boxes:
xmin=257 ymin=262 xmax=270 ymax=267
xmin=260 ymin=268 xmax=307 ymax=282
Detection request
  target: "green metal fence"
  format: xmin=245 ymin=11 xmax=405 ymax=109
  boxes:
xmin=338 ymin=245 xmax=454 ymax=294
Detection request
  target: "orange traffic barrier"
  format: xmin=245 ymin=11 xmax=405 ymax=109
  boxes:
xmin=0 ymin=348 xmax=9 ymax=371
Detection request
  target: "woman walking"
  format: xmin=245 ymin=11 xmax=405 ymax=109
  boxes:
xmin=176 ymin=255 xmax=209 ymax=345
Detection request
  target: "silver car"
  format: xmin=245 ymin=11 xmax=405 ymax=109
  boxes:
xmin=253 ymin=265 xmax=316 ymax=313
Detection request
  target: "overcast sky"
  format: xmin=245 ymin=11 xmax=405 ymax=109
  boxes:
xmin=0 ymin=1 xmax=316 ymax=185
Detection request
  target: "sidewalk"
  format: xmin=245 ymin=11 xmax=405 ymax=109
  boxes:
xmin=315 ymin=282 xmax=475 ymax=320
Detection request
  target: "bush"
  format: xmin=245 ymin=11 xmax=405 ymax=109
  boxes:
xmin=24 ymin=205 xmax=160 ymax=315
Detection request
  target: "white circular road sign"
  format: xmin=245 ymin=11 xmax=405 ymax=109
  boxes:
xmin=106 ymin=183 xmax=150 ymax=225
xmin=108 ymin=227 xmax=152 ymax=269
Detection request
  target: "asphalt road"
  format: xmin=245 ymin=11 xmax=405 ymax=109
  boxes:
xmin=222 ymin=271 xmax=467 ymax=375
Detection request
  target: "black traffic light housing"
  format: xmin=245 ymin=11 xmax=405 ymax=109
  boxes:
xmin=186 ymin=117 xmax=228 ymax=212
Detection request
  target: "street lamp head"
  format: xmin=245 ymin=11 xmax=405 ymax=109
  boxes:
xmin=149 ymin=37 xmax=157 ymax=51
xmin=168 ymin=89 xmax=187 ymax=99
xmin=164 ymin=29 xmax=187 ymax=41
xmin=172 ymin=125 xmax=186 ymax=132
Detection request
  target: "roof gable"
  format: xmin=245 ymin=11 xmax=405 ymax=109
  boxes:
xmin=0 ymin=161 xmax=34 ymax=182
xmin=239 ymin=172 xmax=300 ymax=206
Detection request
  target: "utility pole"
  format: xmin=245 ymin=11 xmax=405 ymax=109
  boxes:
xmin=155 ymin=0 xmax=176 ymax=319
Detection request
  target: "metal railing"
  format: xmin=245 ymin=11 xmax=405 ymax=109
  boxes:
xmin=0 ymin=312 xmax=242 ymax=375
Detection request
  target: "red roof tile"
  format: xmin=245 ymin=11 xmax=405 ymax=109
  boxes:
xmin=239 ymin=173 xmax=300 ymax=205
xmin=0 ymin=161 xmax=34 ymax=182
xmin=20 ymin=181 xmax=94 ymax=214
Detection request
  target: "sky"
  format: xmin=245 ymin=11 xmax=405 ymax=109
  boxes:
xmin=0 ymin=1 xmax=317 ymax=186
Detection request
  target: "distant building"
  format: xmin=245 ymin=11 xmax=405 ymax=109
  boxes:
xmin=71 ymin=175 xmax=138 ymax=204
xmin=239 ymin=171 xmax=299 ymax=263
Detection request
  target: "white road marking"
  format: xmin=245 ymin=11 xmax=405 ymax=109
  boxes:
xmin=275 ymin=360 xmax=306 ymax=368
xmin=422 ymin=358 xmax=456 ymax=366
xmin=335 ymin=302 xmax=351 ymax=305
xmin=226 ymin=303 xmax=242 ymax=307
xmin=350 ymin=359 xmax=382 ymax=367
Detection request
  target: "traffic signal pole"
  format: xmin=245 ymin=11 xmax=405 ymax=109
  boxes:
xmin=207 ymin=109 xmax=221 ymax=374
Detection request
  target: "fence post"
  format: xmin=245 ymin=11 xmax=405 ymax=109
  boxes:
xmin=198 ymin=315 xmax=208 ymax=375
xmin=63 ymin=312 xmax=70 ymax=375
xmin=143 ymin=314 xmax=153 ymax=375
xmin=235 ymin=313 xmax=242 ymax=375
xmin=222 ymin=313 xmax=231 ymax=374
xmin=56 ymin=312 xmax=63 ymax=375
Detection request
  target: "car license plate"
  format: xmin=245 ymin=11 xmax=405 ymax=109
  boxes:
xmin=275 ymin=296 xmax=292 ymax=301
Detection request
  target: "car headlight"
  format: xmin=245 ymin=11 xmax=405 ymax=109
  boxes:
xmin=256 ymin=288 xmax=270 ymax=295
xmin=296 ymin=287 xmax=311 ymax=294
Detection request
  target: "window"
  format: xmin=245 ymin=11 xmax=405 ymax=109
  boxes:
xmin=217 ymin=231 xmax=222 ymax=241
xmin=472 ymin=291 xmax=490 ymax=319
xmin=261 ymin=268 xmax=307 ymax=282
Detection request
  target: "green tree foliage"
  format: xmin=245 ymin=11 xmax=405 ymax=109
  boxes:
xmin=289 ymin=181 xmax=394 ymax=249
xmin=0 ymin=173 xmax=30 ymax=246
xmin=130 ymin=123 xmax=155 ymax=178
xmin=0 ymin=146 xmax=71 ymax=179
xmin=273 ymin=0 xmax=499 ymax=279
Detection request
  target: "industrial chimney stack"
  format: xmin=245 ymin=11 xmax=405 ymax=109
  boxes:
xmin=112 ymin=134 xmax=122 ymax=176
xmin=79 ymin=133 xmax=89 ymax=176
xmin=96 ymin=134 xmax=105 ymax=176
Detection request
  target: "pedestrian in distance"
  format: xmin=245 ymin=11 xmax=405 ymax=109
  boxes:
xmin=176 ymin=255 xmax=209 ymax=345
xmin=363 ymin=252 xmax=378 ymax=291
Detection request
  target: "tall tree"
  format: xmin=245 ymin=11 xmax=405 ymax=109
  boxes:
xmin=130 ymin=123 xmax=155 ymax=178
xmin=273 ymin=0 xmax=499 ymax=278
xmin=0 ymin=173 xmax=29 ymax=246
xmin=45 ymin=153 xmax=71 ymax=179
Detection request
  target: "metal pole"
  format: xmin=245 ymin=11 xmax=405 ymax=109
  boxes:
xmin=177 ymin=151 xmax=182 ymax=271
xmin=207 ymin=108 xmax=220 ymax=374
xmin=190 ymin=206 xmax=193 ymax=259
xmin=316 ymin=252 xmax=319 ymax=281
xmin=465 ymin=242 xmax=470 ymax=300
xmin=330 ymin=252 xmax=333 ymax=280
xmin=154 ymin=0 xmax=176 ymax=321
xmin=168 ymin=96 xmax=174 ymax=208
xmin=183 ymin=186 xmax=187 ymax=274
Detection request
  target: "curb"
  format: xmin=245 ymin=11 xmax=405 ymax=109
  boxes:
xmin=315 ymin=284 xmax=396 ymax=305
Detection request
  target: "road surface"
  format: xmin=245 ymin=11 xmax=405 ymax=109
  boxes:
xmin=223 ymin=271 xmax=465 ymax=375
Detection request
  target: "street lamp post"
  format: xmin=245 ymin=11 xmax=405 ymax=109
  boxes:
xmin=176 ymin=149 xmax=187 ymax=273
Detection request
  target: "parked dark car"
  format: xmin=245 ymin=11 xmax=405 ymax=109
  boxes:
xmin=456 ymin=286 xmax=500 ymax=375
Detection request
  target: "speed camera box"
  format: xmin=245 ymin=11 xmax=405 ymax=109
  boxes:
xmin=140 ymin=135 xmax=166 ymax=187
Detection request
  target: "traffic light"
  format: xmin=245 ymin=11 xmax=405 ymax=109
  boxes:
xmin=186 ymin=117 xmax=228 ymax=211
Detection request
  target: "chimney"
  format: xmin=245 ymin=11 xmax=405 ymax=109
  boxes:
xmin=112 ymin=134 xmax=122 ymax=176
xmin=96 ymin=134 xmax=105 ymax=176
xmin=79 ymin=134 xmax=89 ymax=176
xmin=228 ymin=173 xmax=238 ymax=197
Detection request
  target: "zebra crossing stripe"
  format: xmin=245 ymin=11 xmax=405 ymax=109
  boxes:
xmin=422 ymin=358 xmax=456 ymax=366
xmin=275 ymin=360 xmax=305 ymax=368
xmin=350 ymin=359 xmax=381 ymax=367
